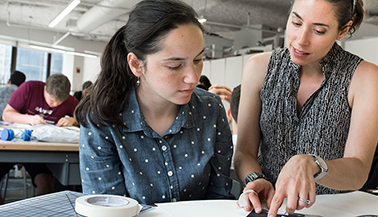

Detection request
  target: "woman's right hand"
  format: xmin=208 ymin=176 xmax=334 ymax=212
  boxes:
xmin=240 ymin=178 xmax=275 ymax=213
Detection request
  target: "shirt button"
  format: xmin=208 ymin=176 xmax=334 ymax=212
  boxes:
xmin=168 ymin=171 xmax=173 ymax=176
xmin=162 ymin=146 xmax=167 ymax=151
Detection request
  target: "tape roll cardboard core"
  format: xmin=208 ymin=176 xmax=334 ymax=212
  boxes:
xmin=75 ymin=195 xmax=140 ymax=217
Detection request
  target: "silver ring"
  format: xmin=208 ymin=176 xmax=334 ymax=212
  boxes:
xmin=250 ymin=189 xmax=258 ymax=196
xmin=298 ymin=197 xmax=311 ymax=205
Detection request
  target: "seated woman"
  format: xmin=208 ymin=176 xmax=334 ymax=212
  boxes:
xmin=74 ymin=0 xmax=235 ymax=205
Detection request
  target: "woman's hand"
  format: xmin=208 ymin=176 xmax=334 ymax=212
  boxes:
xmin=268 ymin=154 xmax=317 ymax=217
xmin=238 ymin=178 xmax=275 ymax=213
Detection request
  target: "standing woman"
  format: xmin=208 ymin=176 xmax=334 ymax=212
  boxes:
xmin=75 ymin=0 xmax=234 ymax=205
xmin=234 ymin=0 xmax=378 ymax=216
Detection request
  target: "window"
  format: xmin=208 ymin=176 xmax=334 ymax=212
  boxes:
xmin=50 ymin=52 xmax=63 ymax=75
xmin=16 ymin=47 xmax=48 ymax=82
xmin=0 ymin=43 xmax=12 ymax=85
xmin=0 ymin=45 xmax=65 ymax=83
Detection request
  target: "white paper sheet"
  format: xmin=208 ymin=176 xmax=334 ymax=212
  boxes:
xmin=298 ymin=191 xmax=378 ymax=217
xmin=156 ymin=200 xmax=247 ymax=217
xmin=138 ymin=191 xmax=378 ymax=217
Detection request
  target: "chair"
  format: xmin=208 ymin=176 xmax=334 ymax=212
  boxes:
xmin=0 ymin=165 xmax=34 ymax=202
xmin=0 ymin=173 xmax=9 ymax=200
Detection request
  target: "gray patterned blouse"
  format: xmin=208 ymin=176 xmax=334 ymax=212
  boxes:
xmin=259 ymin=43 xmax=362 ymax=194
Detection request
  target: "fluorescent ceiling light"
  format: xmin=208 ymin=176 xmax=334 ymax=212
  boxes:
xmin=48 ymin=0 xmax=81 ymax=28
xmin=29 ymin=44 xmax=99 ymax=58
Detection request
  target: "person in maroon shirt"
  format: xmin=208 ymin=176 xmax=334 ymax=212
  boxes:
xmin=2 ymin=74 xmax=79 ymax=126
xmin=0 ymin=73 xmax=79 ymax=204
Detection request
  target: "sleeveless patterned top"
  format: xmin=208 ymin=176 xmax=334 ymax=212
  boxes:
xmin=259 ymin=43 xmax=362 ymax=194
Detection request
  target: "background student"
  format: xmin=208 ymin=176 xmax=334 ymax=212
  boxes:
xmin=209 ymin=84 xmax=233 ymax=103
xmin=2 ymin=73 xmax=79 ymax=127
xmin=234 ymin=0 xmax=378 ymax=216
xmin=75 ymin=0 xmax=235 ymax=205
xmin=197 ymin=75 xmax=212 ymax=90
xmin=227 ymin=84 xmax=241 ymax=169
xmin=73 ymin=80 xmax=92 ymax=101
xmin=0 ymin=70 xmax=26 ymax=121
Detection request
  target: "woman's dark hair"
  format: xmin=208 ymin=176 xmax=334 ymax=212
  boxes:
xmin=326 ymin=0 xmax=364 ymax=36
xmin=75 ymin=0 xmax=203 ymax=127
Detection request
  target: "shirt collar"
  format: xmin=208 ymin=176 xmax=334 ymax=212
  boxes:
xmin=319 ymin=42 xmax=344 ymax=80
xmin=122 ymin=88 xmax=196 ymax=137
xmin=287 ymin=42 xmax=342 ymax=80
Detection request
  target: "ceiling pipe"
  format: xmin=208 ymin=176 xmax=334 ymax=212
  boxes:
xmin=53 ymin=32 xmax=71 ymax=46
xmin=76 ymin=0 xmax=141 ymax=33
xmin=205 ymin=21 xmax=279 ymax=33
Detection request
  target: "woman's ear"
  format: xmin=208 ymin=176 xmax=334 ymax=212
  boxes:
xmin=338 ymin=20 xmax=353 ymax=40
xmin=226 ymin=108 xmax=233 ymax=121
xmin=127 ymin=52 xmax=144 ymax=77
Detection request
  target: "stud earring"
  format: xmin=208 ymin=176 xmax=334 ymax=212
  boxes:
xmin=136 ymin=77 xmax=140 ymax=86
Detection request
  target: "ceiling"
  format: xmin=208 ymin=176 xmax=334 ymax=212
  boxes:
xmin=1 ymin=0 xmax=378 ymax=46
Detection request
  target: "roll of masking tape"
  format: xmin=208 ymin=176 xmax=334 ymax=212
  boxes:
xmin=1 ymin=129 xmax=14 ymax=141
xmin=75 ymin=195 xmax=140 ymax=217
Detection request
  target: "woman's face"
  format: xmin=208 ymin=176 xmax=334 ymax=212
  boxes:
xmin=286 ymin=0 xmax=343 ymax=67
xmin=138 ymin=23 xmax=205 ymax=105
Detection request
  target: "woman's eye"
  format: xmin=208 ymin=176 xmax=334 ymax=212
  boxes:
xmin=292 ymin=21 xmax=301 ymax=27
xmin=194 ymin=59 xmax=202 ymax=63
xmin=315 ymin=30 xmax=326 ymax=35
xmin=168 ymin=65 xmax=181 ymax=70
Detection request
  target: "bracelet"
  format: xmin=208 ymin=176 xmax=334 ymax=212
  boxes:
xmin=243 ymin=172 xmax=267 ymax=187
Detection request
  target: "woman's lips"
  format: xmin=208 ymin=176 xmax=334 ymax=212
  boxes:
xmin=293 ymin=47 xmax=309 ymax=55
xmin=179 ymin=88 xmax=194 ymax=94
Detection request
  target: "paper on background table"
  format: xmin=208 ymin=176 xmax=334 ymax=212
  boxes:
xmin=0 ymin=121 xmax=33 ymax=130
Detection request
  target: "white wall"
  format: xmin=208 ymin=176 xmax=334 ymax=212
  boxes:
xmin=82 ymin=56 xmax=101 ymax=84
xmin=209 ymin=59 xmax=226 ymax=85
xmin=202 ymin=53 xmax=257 ymax=111
xmin=203 ymin=53 xmax=256 ymax=91
xmin=224 ymin=56 xmax=243 ymax=90
xmin=345 ymin=37 xmax=378 ymax=66
xmin=61 ymin=54 xmax=75 ymax=92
